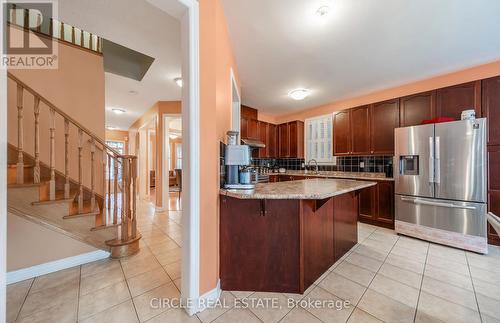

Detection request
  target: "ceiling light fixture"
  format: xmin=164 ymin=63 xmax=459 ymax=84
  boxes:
xmin=112 ymin=108 xmax=126 ymax=115
xmin=174 ymin=77 xmax=183 ymax=88
xmin=316 ymin=5 xmax=330 ymax=17
xmin=128 ymin=90 xmax=138 ymax=95
xmin=106 ymin=125 xmax=117 ymax=130
xmin=169 ymin=134 xmax=178 ymax=139
xmin=288 ymin=88 xmax=311 ymax=101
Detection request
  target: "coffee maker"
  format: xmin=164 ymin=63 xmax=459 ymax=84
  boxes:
xmin=224 ymin=131 xmax=255 ymax=189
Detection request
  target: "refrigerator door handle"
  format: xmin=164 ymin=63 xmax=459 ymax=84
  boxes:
xmin=429 ymin=137 xmax=434 ymax=184
xmin=435 ymin=136 xmax=441 ymax=184
xmin=401 ymin=197 xmax=477 ymax=210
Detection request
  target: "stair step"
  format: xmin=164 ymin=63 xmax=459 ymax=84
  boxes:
xmin=7 ymin=164 xmax=34 ymax=168
xmin=91 ymin=223 xmax=120 ymax=231
xmin=32 ymin=189 xmax=78 ymax=206
xmin=8 ymin=182 xmax=42 ymax=189
xmin=63 ymin=211 xmax=99 ymax=219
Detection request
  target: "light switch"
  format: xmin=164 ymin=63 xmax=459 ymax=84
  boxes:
xmin=360 ymin=162 xmax=365 ymax=168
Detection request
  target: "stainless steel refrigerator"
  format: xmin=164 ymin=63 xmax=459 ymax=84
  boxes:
xmin=394 ymin=119 xmax=488 ymax=253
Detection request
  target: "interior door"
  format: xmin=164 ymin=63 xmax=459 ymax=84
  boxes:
xmin=434 ymin=119 xmax=487 ymax=202
xmin=395 ymin=124 xmax=434 ymax=198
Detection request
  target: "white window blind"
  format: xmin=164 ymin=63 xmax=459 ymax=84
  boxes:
xmin=305 ymin=114 xmax=334 ymax=164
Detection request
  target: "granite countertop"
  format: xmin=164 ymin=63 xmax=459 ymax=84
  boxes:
xmin=220 ymin=178 xmax=377 ymax=200
xmin=270 ymin=170 xmax=394 ymax=181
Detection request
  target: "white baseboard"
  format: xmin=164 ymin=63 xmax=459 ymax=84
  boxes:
xmin=7 ymin=250 xmax=110 ymax=284
xmin=186 ymin=280 xmax=221 ymax=316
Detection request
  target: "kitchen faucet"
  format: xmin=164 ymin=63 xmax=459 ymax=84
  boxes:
xmin=307 ymin=159 xmax=319 ymax=174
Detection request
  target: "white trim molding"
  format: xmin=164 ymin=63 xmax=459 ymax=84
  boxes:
xmin=190 ymin=280 xmax=221 ymax=314
xmin=0 ymin=1 xmax=7 ymax=320
xmin=6 ymin=250 xmax=110 ymax=284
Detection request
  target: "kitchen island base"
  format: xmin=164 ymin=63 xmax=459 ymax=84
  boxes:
xmin=220 ymin=192 xmax=359 ymax=294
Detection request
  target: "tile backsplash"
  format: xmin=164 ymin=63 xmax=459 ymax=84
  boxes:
xmin=253 ymin=156 xmax=394 ymax=177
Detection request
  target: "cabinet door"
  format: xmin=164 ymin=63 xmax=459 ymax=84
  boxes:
xmin=247 ymin=119 xmax=259 ymax=140
xmin=376 ymin=181 xmax=395 ymax=226
xmin=333 ymin=110 xmax=351 ymax=156
xmin=436 ymin=81 xmax=481 ymax=120
xmin=268 ymin=124 xmax=278 ymax=157
xmin=258 ymin=121 xmax=269 ymax=157
xmin=279 ymin=123 xmax=289 ymax=157
xmin=400 ymin=91 xmax=436 ymax=127
xmin=350 ymin=106 xmax=371 ymax=155
xmin=482 ymin=76 xmax=500 ymax=145
xmin=240 ymin=117 xmax=248 ymax=139
xmin=488 ymin=191 xmax=500 ymax=246
xmin=288 ymin=121 xmax=305 ymax=158
xmin=359 ymin=185 xmax=377 ymax=221
xmin=333 ymin=192 xmax=358 ymax=261
xmin=488 ymin=146 xmax=500 ymax=245
xmin=371 ymin=100 xmax=399 ymax=155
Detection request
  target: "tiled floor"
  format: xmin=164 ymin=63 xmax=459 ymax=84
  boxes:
xmin=6 ymin=197 xmax=500 ymax=323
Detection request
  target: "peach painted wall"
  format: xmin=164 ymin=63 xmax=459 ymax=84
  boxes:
xmin=7 ymin=32 xmax=106 ymax=195
xmin=275 ymin=60 xmax=500 ymax=123
xmin=199 ymin=0 xmax=241 ymax=295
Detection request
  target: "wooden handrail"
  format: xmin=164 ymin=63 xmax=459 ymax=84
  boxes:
xmin=7 ymin=72 xmax=121 ymax=158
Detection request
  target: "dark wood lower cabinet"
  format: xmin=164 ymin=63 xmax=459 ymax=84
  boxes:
xmin=220 ymin=193 xmax=359 ymax=293
xmin=358 ymin=181 xmax=395 ymax=229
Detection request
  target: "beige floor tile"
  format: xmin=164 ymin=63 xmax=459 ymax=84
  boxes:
xmin=358 ymin=289 xmax=415 ymax=323
xmin=164 ymin=261 xmax=181 ymax=280
xmin=197 ymin=291 xmax=235 ymax=323
xmin=284 ymin=284 xmax=315 ymax=302
xmin=80 ymin=266 xmax=125 ymax=296
xmin=369 ymin=275 xmax=419 ymax=308
xmin=378 ymin=263 xmax=422 ymax=289
xmin=230 ymin=291 xmax=254 ymax=299
xmin=78 ymin=281 xmax=131 ymax=320
xmin=80 ymin=300 xmax=139 ymax=323
xmin=347 ymin=308 xmax=384 ymax=323
xmin=318 ymin=272 xmax=366 ymax=305
xmin=361 ymin=238 xmax=394 ymax=253
xmin=127 ymin=267 xmax=171 ymax=297
xmin=30 ymin=267 xmax=80 ymax=292
xmin=482 ymin=314 xmax=500 ymax=323
xmin=247 ymin=292 xmax=292 ymax=322
xmin=469 ymin=265 xmax=500 ymax=286
xmin=390 ymin=245 xmax=427 ymax=263
xmin=421 ymin=276 xmax=477 ymax=310
xmin=395 ymin=236 xmax=429 ymax=252
xmin=6 ymin=279 xmax=33 ymax=322
xmin=472 ymin=278 xmax=500 ymax=301
xmin=81 ymin=258 xmax=121 ymax=277
xmin=354 ymin=244 xmax=389 ymax=262
xmin=212 ymin=308 xmax=260 ymax=323
xmin=19 ymin=280 xmax=79 ymax=318
xmin=173 ymin=278 xmax=181 ymax=291
xmin=425 ymin=254 xmax=470 ymax=276
xmin=427 ymin=244 xmax=467 ymax=264
xmin=121 ymin=255 xmax=162 ymax=279
xmin=346 ymin=252 xmax=383 ymax=272
xmin=16 ymin=299 xmax=78 ymax=323
xmin=303 ymin=286 xmax=354 ymax=323
xmin=369 ymin=231 xmax=399 ymax=244
xmin=424 ymin=265 xmax=473 ymax=291
xmin=385 ymin=253 xmax=425 ymax=274
xmin=333 ymin=262 xmax=376 ymax=287
xmin=281 ymin=306 xmax=322 ymax=323
xmin=149 ymin=240 xmax=180 ymax=255
xmin=132 ymin=282 xmax=180 ymax=322
xmin=155 ymin=248 xmax=182 ymax=266
xmin=416 ymin=291 xmax=480 ymax=323
xmin=146 ymin=308 xmax=200 ymax=323
xmin=476 ymin=293 xmax=500 ymax=319
xmin=466 ymin=252 xmax=500 ymax=273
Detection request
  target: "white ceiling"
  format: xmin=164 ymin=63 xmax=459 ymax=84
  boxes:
xmin=58 ymin=0 xmax=181 ymax=130
xmin=222 ymin=0 xmax=500 ymax=116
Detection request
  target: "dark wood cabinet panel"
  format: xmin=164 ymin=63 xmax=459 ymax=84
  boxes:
xmin=289 ymin=121 xmax=304 ymax=158
xmin=400 ymin=91 xmax=436 ymax=127
xmin=350 ymin=105 xmax=371 ymax=155
xmin=268 ymin=124 xmax=278 ymax=158
xmin=333 ymin=110 xmax=351 ymax=156
xmin=247 ymin=118 xmax=259 ymax=140
xmin=359 ymin=185 xmax=376 ymax=221
xmin=333 ymin=192 xmax=358 ymax=261
xmin=376 ymin=181 xmax=395 ymax=225
xmin=240 ymin=117 xmax=248 ymax=139
xmin=258 ymin=121 xmax=269 ymax=158
xmin=489 ymin=146 xmax=500 ymax=191
xmin=488 ymin=190 xmax=500 ymax=246
xmin=483 ymin=76 xmax=500 ymax=145
xmin=241 ymin=105 xmax=258 ymax=120
xmin=279 ymin=123 xmax=289 ymax=157
xmin=436 ymin=81 xmax=482 ymax=120
xmin=371 ymin=100 xmax=399 ymax=155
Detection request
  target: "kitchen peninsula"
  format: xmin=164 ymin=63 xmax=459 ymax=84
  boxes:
xmin=219 ymin=178 xmax=376 ymax=293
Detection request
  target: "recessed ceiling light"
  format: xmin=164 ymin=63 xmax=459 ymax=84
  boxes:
xmin=112 ymin=108 xmax=126 ymax=115
xmin=288 ymin=88 xmax=311 ymax=101
xmin=174 ymin=77 xmax=183 ymax=88
xmin=316 ymin=5 xmax=330 ymax=17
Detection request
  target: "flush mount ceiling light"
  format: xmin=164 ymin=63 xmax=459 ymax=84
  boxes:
xmin=128 ymin=90 xmax=138 ymax=95
xmin=169 ymin=134 xmax=178 ymax=139
xmin=288 ymin=88 xmax=311 ymax=101
xmin=106 ymin=125 xmax=117 ymax=130
xmin=112 ymin=108 xmax=126 ymax=115
xmin=174 ymin=77 xmax=183 ymax=88
xmin=316 ymin=5 xmax=330 ymax=17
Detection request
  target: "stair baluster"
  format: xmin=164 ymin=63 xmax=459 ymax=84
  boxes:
xmin=36 ymin=13 xmax=41 ymax=32
xmin=16 ymin=84 xmax=24 ymax=184
xmin=90 ymin=139 xmax=96 ymax=211
xmin=49 ymin=108 xmax=56 ymax=200
xmin=131 ymin=157 xmax=138 ymax=239
xmin=64 ymin=118 xmax=70 ymax=198
xmin=23 ymin=8 xmax=28 ymax=29
xmin=33 ymin=97 xmax=40 ymax=183
xmin=113 ymin=157 xmax=118 ymax=225
xmin=107 ymin=154 xmax=111 ymax=214
xmin=78 ymin=129 xmax=84 ymax=212
xmin=121 ymin=157 xmax=129 ymax=241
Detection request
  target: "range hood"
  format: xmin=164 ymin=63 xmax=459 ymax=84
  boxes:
xmin=241 ymin=138 xmax=266 ymax=148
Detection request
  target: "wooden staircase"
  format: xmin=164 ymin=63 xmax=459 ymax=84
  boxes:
xmin=7 ymin=72 xmax=140 ymax=258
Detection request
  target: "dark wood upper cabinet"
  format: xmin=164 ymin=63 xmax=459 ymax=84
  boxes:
xmin=241 ymin=105 xmax=258 ymax=120
xmin=258 ymin=121 xmax=269 ymax=158
xmin=268 ymin=124 xmax=278 ymax=158
xmin=246 ymin=118 xmax=259 ymax=140
xmin=279 ymin=123 xmax=289 ymax=157
xmin=333 ymin=110 xmax=351 ymax=156
xmin=370 ymin=99 xmax=399 ymax=155
xmin=289 ymin=121 xmax=304 ymax=158
xmin=400 ymin=91 xmax=436 ymax=127
xmin=436 ymin=81 xmax=482 ymax=120
xmin=482 ymin=76 xmax=500 ymax=145
xmin=240 ymin=117 xmax=248 ymax=139
xmin=350 ymin=105 xmax=371 ymax=155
